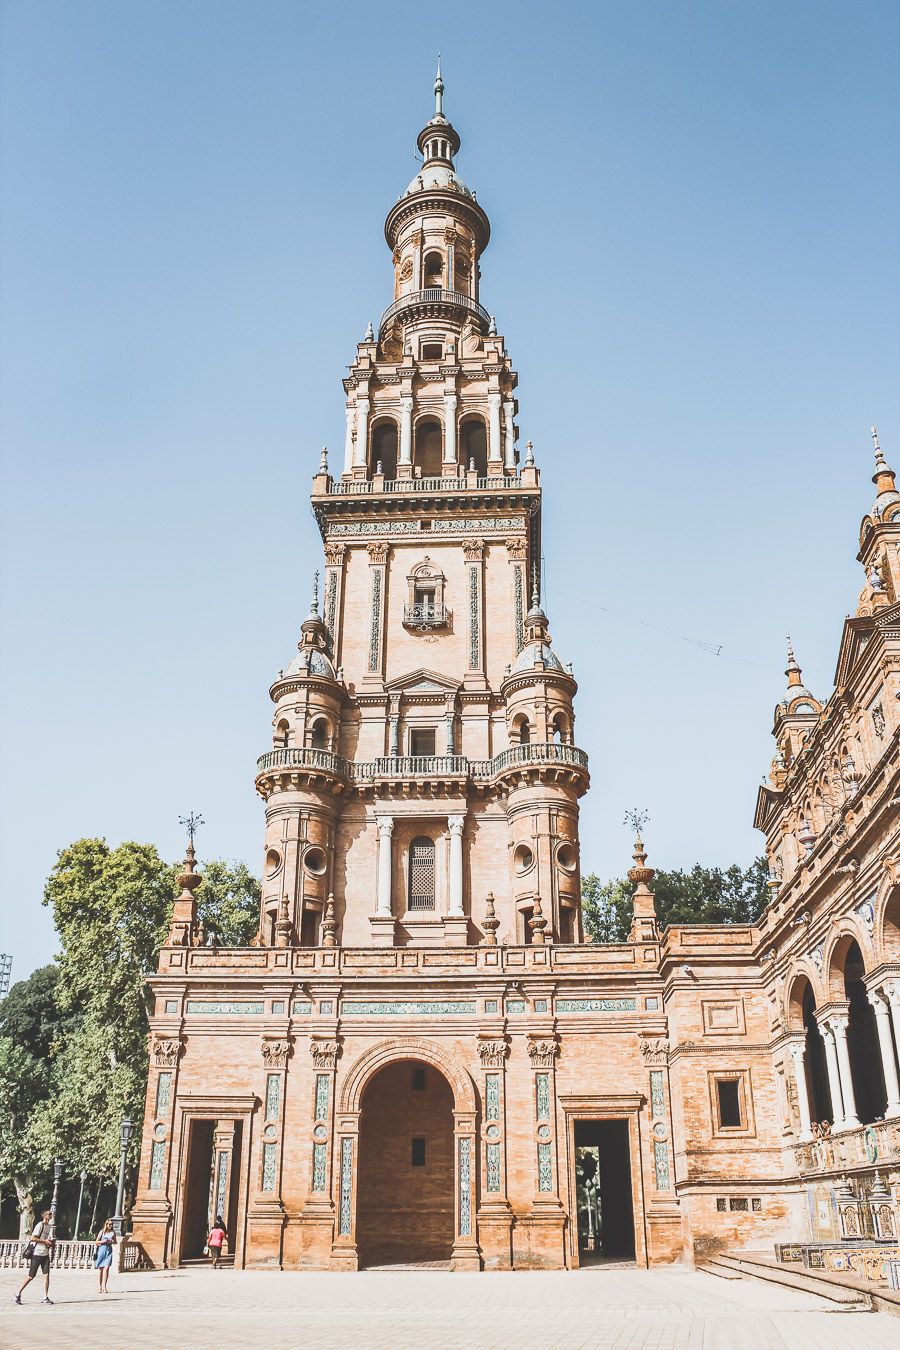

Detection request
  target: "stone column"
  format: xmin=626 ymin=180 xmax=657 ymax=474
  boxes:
xmin=323 ymin=542 xmax=346 ymax=654
xmin=376 ymin=817 xmax=394 ymax=915
xmin=365 ymin=542 xmax=388 ymax=681
xmin=487 ymin=392 xmax=503 ymax=469
xmin=399 ymin=395 xmax=413 ymax=466
xmin=451 ymin=1109 xmax=480 ymax=1270
xmin=869 ymin=990 xmax=900 ymax=1118
xmin=330 ymin=1111 xmax=360 ymax=1270
xmin=525 ymin=1034 xmax=566 ymax=1266
xmin=829 ymin=1015 xmax=860 ymax=1130
xmin=885 ymin=982 xmax=900 ymax=1086
xmin=476 ymin=1037 xmax=512 ymax=1268
xmin=353 ymin=395 xmax=370 ymax=470
xmin=787 ymin=1040 xmax=814 ymax=1141
xmin=212 ymin=1120 xmax=236 ymax=1228
xmin=503 ymin=398 xmax=516 ymax=471
xmin=443 ymin=393 xmax=458 ymax=467
xmin=343 ymin=404 xmax=355 ymax=476
xmin=818 ymin=1020 xmax=845 ymax=1129
xmin=448 ymin=816 xmax=465 ymax=916
xmin=444 ymin=699 xmax=455 ymax=754
xmin=463 ymin=539 xmax=485 ymax=681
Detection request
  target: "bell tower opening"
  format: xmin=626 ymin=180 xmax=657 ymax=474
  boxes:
xmin=356 ymin=1059 xmax=456 ymax=1267
xmin=414 ymin=418 xmax=443 ymax=477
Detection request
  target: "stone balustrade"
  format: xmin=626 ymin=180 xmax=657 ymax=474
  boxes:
xmin=256 ymin=742 xmax=588 ymax=787
xmin=0 ymin=1238 xmax=96 ymax=1269
xmin=793 ymin=1116 xmax=900 ymax=1178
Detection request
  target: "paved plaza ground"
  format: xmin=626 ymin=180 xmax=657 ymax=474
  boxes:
xmin=3 ymin=1265 xmax=899 ymax=1349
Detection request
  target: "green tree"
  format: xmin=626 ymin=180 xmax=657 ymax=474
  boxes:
xmin=196 ymin=859 xmax=260 ymax=946
xmin=581 ymin=856 xmax=769 ymax=941
xmin=0 ymin=966 xmax=69 ymax=1235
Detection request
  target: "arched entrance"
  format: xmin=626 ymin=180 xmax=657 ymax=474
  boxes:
xmin=356 ymin=1058 xmax=455 ymax=1266
xmin=799 ymin=981 xmax=832 ymax=1126
xmin=841 ymin=939 xmax=887 ymax=1123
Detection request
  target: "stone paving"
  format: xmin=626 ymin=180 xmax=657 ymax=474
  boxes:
xmin=3 ymin=1265 xmax=899 ymax=1349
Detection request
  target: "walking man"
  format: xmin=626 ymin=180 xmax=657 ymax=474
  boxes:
xmin=14 ymin=1209 xmax=55 ymax=1305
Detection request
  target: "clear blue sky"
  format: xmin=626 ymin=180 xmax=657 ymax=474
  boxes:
xmin=2 ymin=1 xmax=898 ymax=980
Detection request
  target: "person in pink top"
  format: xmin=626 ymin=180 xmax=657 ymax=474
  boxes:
xmin=206 ymin=1215 xmax=227 ymax=1269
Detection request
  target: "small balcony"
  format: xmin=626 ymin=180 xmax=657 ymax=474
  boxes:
xmin=379 ymin=287 xmax=490 ymax=336
xmin=403 ymin=603 xmax=452 ymax=631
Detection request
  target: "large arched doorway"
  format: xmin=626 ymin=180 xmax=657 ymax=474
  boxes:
xmin=842 ymin=939 xmax=887 ymax=1123
xmin=356 ymin=1058 xmax=456 ymax=1267
xmin=800 ymin=982 xmax=832 ymax=1126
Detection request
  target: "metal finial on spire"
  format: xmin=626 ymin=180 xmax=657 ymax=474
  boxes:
xmin=434 ymin=55 xmax=444 ymax=117
xmin=872 ymin=425 xmax=884 ymax=465
xmin=178 ymin=812 xmax=205 ymax=848
xmin=310 ymin=570 xmax=320 ymax=617
xmin=785 ymin=634 xmax=802 ymax=685
xmin=531 ymin=562 xmax=540 ymax=609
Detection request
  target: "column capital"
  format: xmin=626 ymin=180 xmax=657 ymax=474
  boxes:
xmin=376 ymin=815 xmax=395 ymax=838
xmin=444 ymin=392 xmax=458 ymax=407
xmin=448 ymin=814 xmax=465 ymax=836
xmin=883 ymin=979 xmax=900 ymax=1007
xmin=868 ymin=987 xmax=890 ymax=1013
xmin=787 ymin=1038 xmax=807 ymax=1063
xmin=829 ymin=1013 xmax=850 ymax=1036
xmin=400 ymin=394 xmax=414 ymax=411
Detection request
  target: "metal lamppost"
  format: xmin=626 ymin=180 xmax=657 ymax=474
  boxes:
xmin=50 ymin=1158 xmax=63 ymax=1240
xmin=113 ymin=1118 xmax=134 ymax=1237
xmin=74 ymin=1169 xmax=88 ymax=1241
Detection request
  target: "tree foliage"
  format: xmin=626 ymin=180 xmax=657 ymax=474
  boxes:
xmin=0 ymin=839 xmax=260 ymax=1235
xmin=581 ymin=856 xmax=770 ymax=943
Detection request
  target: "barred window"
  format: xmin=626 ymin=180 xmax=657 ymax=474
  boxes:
xmin=408 ymin=837 xmax=435 ymax=910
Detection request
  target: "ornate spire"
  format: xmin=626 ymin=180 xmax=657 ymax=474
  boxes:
xmin=785 ymin=635 xmax=803 ymax=687
xmin=309 ymin=570 xmax=320 ymax=618
xmin=626 ymin=827 xmax=659 ymax=943
xmin=165 ymin=828 xmax=204 ymax=948
xmin=872 ymin=425 xmax=897 ymax=498
xmin=434 ymin=56 xmax=444 ymax=118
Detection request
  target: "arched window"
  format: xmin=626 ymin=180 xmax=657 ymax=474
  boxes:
xmin=423 ymin=251 xmax=443 ymax=288
xmin=552 ymin=713 xmax=569 ymax=745
xmin=275 ymin=720 xmax=291 ymax=748
xmin=454 ymin=250 xmax=471 ymax=296
xmin=408 ymin=837 xmax=435 ymax=910
xmin=459 ymin=418 xmax=488 ymax=476
xmin=414 ymin=418 xmax=442 ymax=477
xmin=310 ymin=718 xmax=329 ymax=751
xmin=512 ymin=714 xmax=531 ymax=746
xmin=370 ymin=420 xmax=398 ymax=479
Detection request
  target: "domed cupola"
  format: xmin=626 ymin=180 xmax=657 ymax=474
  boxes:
xmin=275 ymin=573 xmax=336 ymax=686
xmin=776 ymin=637 xmax=820 ymax=716
xmin=511 ymin=583 xmax=568 ymax=674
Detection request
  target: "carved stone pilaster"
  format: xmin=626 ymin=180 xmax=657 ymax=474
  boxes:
xmin=152 ymin=1037 xmax=183 ymax=1069
xmin=527 ymin=1036 xmax=559 ymax=1069
xmin=310 ymin=1038 xmax=341 ymax=1071
xmin=637 ymin=1035 xmax=670 ymax=1066
xmin=261 ymin=1038 xmax=292 ymax=1070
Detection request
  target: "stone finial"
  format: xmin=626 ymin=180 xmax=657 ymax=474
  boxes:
xmin=524 ymin=440 xmax=535 ymax=467
xmin=321 ymin=893 xmax=338 ymax=948
xmin=529 ymin=894 xmax=547 ymax=944
xmin=785 ymin=635 xmax=802 ymax=686
xmin=488 ymin=315 xmax=497 ymax=336
xmin=434 ymin=55 xmax=444 ymax=118
xmin=626 ymin=820 xmax=659 ymax=943
xmin=165 ymin=837 xmax=204 ymax=948
xmin=319 ymin=446 xmax=328 ymax=473
xmin=365 ymin=321 xmax=374 ymax=342
xmin=871 ymin=424 xmax=897 ymax=498
xmin=274 ymin=895 xmax=293 ymax=948
xmin=627 ymin=835 xmax=655 ymax=888
xmin=481 ymin=891 xmax=499 ymax=945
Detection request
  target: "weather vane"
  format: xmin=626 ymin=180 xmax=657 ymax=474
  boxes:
xmin=178 ymin=812 xmax=205 ymax=847
xmin=623 ymin=808 xmax=649 ymax=835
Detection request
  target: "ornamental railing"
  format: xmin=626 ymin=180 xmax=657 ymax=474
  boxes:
xmin=256 ymin=748 xmax=350 ymax=777
xmin=792 ymin=1116 xmax=900 ymax=1178
xmin=403 ymin=603 xmax=452 ymax=629
xmin=0 ymin=1238 xmax=96 ymax=1269
xmin=490 ymin=742 xmax=589 ymax=774
xmin=326 ymin=474 xmax=521 ymax=495
xmin=379 ymin=288 xmax=490 ymax=332
xmin=257 ymin=743 xmax=588 ymax=783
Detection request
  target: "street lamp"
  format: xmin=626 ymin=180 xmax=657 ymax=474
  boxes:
xmin=74 ymin=1169 xmax=88 ymax=1241
xmin=50 ymin=1166 xmax=63 ymax=1236
xmin=113 ymin=1118 xmax=134 ymax=1238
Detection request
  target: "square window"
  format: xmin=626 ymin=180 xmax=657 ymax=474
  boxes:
xmin=410 ymin=727 xmax=436 ymax=757
xmin=716 ymin=1198 xmax=727 ymax=1213
xmin=716 ymin=1079 xmax=743 ymax=1129
xmin=412 ymin=1067 xmax=426 ymax=1092
xmin=411 ymin=1137 xmax=426 ymax=1167
xmin=729 ymin=1197 xmax=748 ymax=1212
xmin=421 ymin=342 xmax=443 ymax=361
xmin=751 ymin=1197 xmax=762 ymax=1213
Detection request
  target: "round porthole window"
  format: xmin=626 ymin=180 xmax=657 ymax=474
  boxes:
xmin=556 ymin=842 xmax=577 ymax=873
xmin=266 ymin=848 xmax=282 ymax=879
xmin=304 ymin=846 xmax=327 ymax=876
xmin=514 ymin=844 xmax=534 ymax=875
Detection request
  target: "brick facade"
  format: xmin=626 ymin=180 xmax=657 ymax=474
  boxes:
xmin=130 ymin=77 xmax=900 ymax=1272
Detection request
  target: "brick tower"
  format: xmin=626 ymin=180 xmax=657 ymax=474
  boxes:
xmin=255 ymin=64 xmax=589 ymax=955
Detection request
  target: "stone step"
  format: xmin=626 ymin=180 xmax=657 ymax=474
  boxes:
xmin=698 ymin=1259 xmax=742 ymax=1280
xmin=714 ymin=1251 xmax=872 ymax=1309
